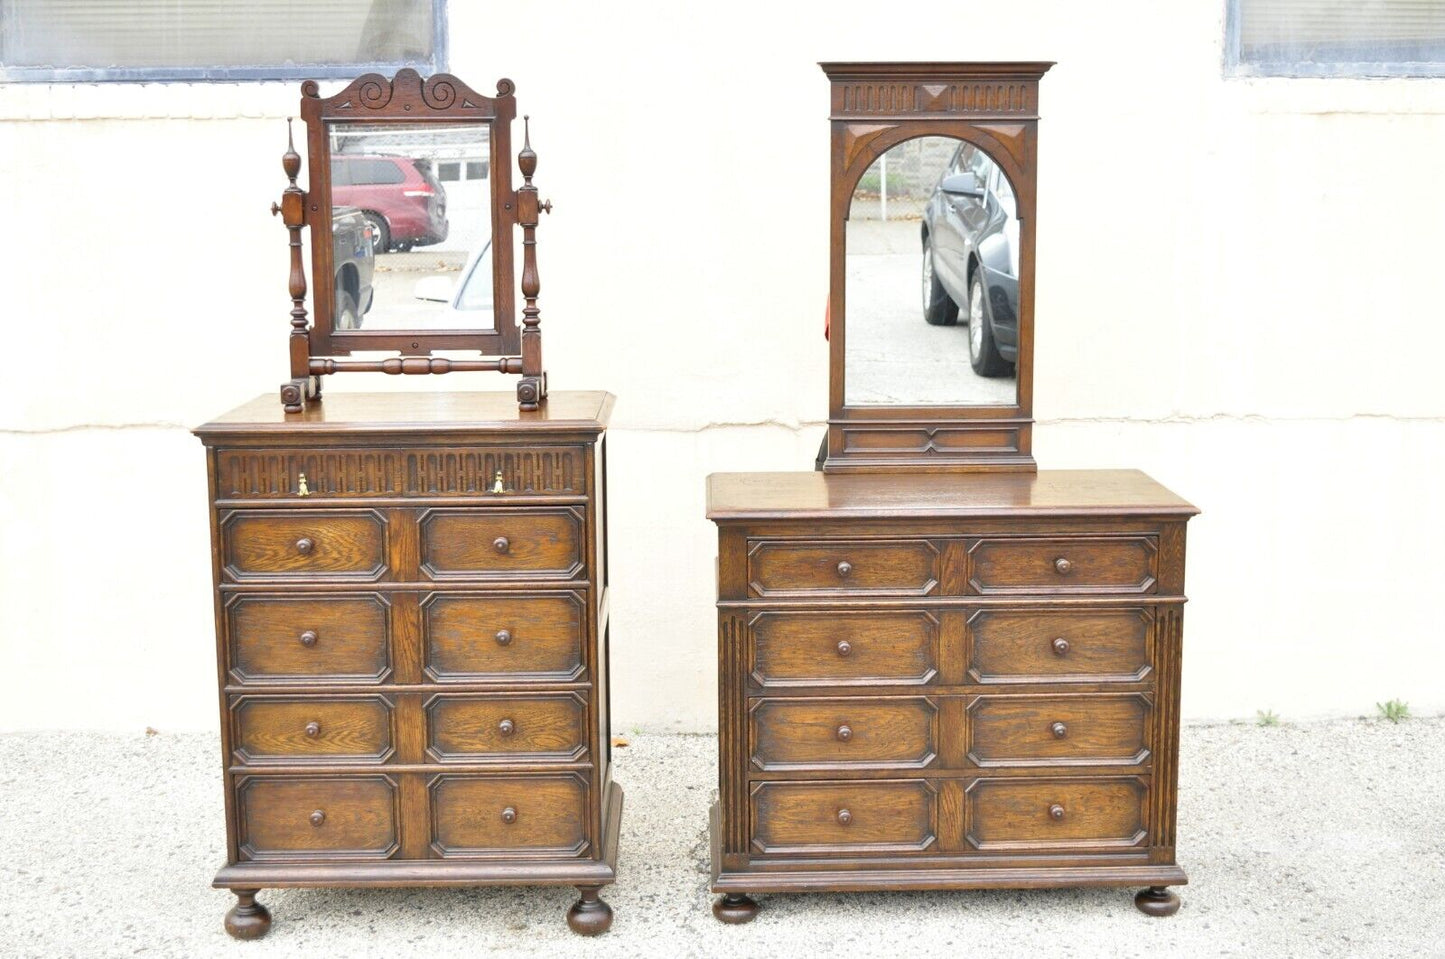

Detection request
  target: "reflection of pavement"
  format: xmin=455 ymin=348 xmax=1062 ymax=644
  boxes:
xmin=845 ymin=220 xmax=1015 ymax=406
xmin=361 ymin=251 xmax=465 ymax=330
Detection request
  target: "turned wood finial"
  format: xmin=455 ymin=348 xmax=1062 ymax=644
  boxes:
xmin=515 ymin=114 xmax=548 ymax=411
xmin=276 ymin=116 xmax=314 ymax=412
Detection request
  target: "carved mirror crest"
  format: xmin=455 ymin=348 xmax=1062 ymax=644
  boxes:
xmin=273 ymin=69 xmax=550 ymax=412
xmin=820 ymin=62 xmax=1052 ymax=472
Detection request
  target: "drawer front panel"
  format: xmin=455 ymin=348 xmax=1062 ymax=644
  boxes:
xmin=968 ymin=536 xmax=1157 ymax=594
xmin=420 ymin=508 xmax=584 ymax=580
xmin=227 ymin=594 xmax=391 ymax=684
xmin=423 ymin=592 xmax=585 ymax=683
xmin=429 ymin=773 xmax=589 ymax=857
xmin=967 ymin=695 xmax=1151 ymax=767
xmin=751 ymin=780 xmax=937 ymax=855
xmin=427 ymin=694 xmax=587 ymax=763
xmin=751 ymin=697 xmax=937 ymax=771
xmin=232 ymin=696 xmax=394 ymax=764
xmin=966 ymin=777 xmax=1148 ymax=851
xmin=968 ymin=608 xmax=1151 ymax=684
xmin=216 ymin=446 xmax=585 ymax=499
xmin=748 ymin=539 xmax=940 ymax=597
xmin=237 ymin=775 xmax=399 ymax=860
xmin=750 ymin=609 xmax=938 ymax=687
xmin=222 ymin=510 xmax=387 ymax=581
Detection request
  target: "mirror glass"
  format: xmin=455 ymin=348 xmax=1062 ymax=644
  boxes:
xmin=844 ymin=135 xmax=1019 ymax=406
xmin=326 ymin=121 xmax=495 ymax=332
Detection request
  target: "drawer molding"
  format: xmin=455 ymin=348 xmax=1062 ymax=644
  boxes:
xmin=967 ymin=535 xmax=1158 ymax=595
xmin=226 ymin=593 xmax=393 ymax=686
xmin=419 ymin=507 xmax=586 ymax=582
xmin=231 ymin=694 xmax=396 ymax=766
xmin=427 ymin=772 xmax=591 ymax=859
xmin=746 ymin=538 xmax=941 ymax=598
xmin=421 ymin=590 xmax=587 ymax=685
xmin=424 ymin=692 xmax=589 ymax=764
xmin=221 ymin=509 xmax=389 ymax=583
xmin=237 ymin=774 xmax=401 ymax=861
xmin=749 ymin=779 xmax=939 ymax=856
xmin=749 ymin=696 xmax=939 ymax=772
xmin=966 ymin=607 xmax=1153 ymax=685
xmin=748 ymin=609 xmax=939 ymax=688
xmin=966 ymin=693 xmax=1152 ymax=768
xmin=964 ymin=775 xmax=1149 ymax=852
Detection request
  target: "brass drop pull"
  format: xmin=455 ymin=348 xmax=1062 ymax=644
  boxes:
xmin=501 ymin=806 xmax=517 ymax=824
xmin=836 ymin=640 xmax=853 ymax=657
xmin=295 ymin=537 xmax=315 ymax=555
xmin=836 ymin=724 xmax=853 ymax=742
xmin=310 ymin=809 xmax=326 ymax=827
xmin=1051 ymin=637 xmax=1070 ymax=656
xmin=1051 ymin=721 xmax=1068 ymax=739
xmin=493 ymin=536 xmax=511 ymax=554
xmin=836 ymin=561 xmax=853 ymax=577
xmin=498 ymin=719 xmax=516 ymax=737
xmin=297 ymin=472 xmax=311 ymax=497
xmin=299 ymin=630 xmax=318 ymax=648
xmin=495 ymin=629 xmax=513 ymax=646
xmin=490 ymin=470 xmax=507 ymax=494
xmin=304 ymin=721 xmax=321 ymax=738
xmin=836 ymin=808 xmax=853 ymax=826
xmin=1049 ymin=804 xmax=1066 ymax=820
xmin=1054 ymin=557 xmax=1072 ymax=575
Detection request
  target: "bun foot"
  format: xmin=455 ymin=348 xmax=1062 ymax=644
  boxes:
xmin=713 ymin=892 xmax=760 ymax=924
xmin=224 ymin=889 xmax=272 ymax=940
xmin=1135 ymin=885 xmax=1181 ymax=917
xmin=566 ymin=885 xmax=613 ymax=936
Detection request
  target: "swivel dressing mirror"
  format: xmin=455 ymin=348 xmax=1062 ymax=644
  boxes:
xmin=822 ymin=62 xmax=1052 ymax=471
xmin=273 ymin=69 xmax=550 ymax=412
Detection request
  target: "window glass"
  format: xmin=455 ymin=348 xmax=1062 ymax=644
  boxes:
xmin=465 ymin=161 xmax=486 ymax=180
xmin=437 ymin=162 xmax=461 ymax=182
xmin=353 ymin=159 xmax=405 ymax=185
xmin=1230 ymin=0 xmax=1445 ymax=76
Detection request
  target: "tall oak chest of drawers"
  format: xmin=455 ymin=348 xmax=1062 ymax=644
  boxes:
xmin=707 ymin=469 xmax=1197 ymax=919
xmin=195 ymin=391 xmax=622 ymax=937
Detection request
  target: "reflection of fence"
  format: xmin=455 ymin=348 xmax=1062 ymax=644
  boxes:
xmin=850 ymin=136 xmax=957 ymax=222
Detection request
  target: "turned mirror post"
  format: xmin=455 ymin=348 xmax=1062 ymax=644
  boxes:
xmin=274 ymin=69 xmax=550 ymax=413
xmin=820 ymin=61 xmax=1052 ymax=472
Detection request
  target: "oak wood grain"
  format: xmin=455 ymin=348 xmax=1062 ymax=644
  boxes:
xmin=423 ymin=592 xmax=586 ymax=683
xmin=227 ymin=594 xmax=391 ymax=684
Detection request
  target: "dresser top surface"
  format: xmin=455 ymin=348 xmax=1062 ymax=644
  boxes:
xmin=195 ymin=391 xmax=613 ymax=439
xmin=707 ymin=470 xmax=1198 ymax=520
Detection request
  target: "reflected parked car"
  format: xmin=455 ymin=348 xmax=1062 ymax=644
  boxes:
xmin=331 ymin=155 xmax=449 ymax=254
xmin=920 ymin=143 xmax=1021 ymax=376
xmin=331 ymin=205 xmax=375 ymax=330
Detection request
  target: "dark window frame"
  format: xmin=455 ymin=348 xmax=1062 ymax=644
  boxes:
xmin=1225 ymin=0 xmax=1445 ymax=78
xmin=0 ymin=1 xmax=447 ymax=83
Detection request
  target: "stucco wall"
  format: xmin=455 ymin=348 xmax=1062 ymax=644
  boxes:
xmin=2 ymin=0 xmax=1442 ymax=731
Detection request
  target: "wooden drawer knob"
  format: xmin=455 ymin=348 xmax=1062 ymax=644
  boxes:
xmin=299 ymin=630 xmax=318 ymax=648
xmin=309 ymin=809 xmax=326 ymax=827
xmin=836 ymin=724 xmax=853 ymax=742
xmin=1049 ymin=804 xmax=1065 ymax=821
xmin=1051 ymin=637 xmax=1069 ymax=655
xmin=1050 ymin=721 xmax=1068 ymax=739
xmin=836 ymin=561 xmax=853 ymax=577
xmin=295 ymin=537 xmax=315 ymax=555
xmin=495 ymin=629 xmax=513 ymax=646
xmin=493 ymin=536 xmax=511 ymax=554
xmin=304 ymin=721 xmax=321 ymax=738
xmin=498 ymin=719 xmax=516 ymax=737
xmin=836 ymin=808 xmax=852 ymax=826
xmin=836 ymin=640 xmax=853 ymax=657
xmin=1053 ymin=557 xmax=1072 ymax=574
xmin=501 ymin=806 xmax=517 ymax=824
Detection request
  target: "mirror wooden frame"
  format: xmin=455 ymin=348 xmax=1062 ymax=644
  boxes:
xmin=820 ymin=61 xmax=1053 ymax=473
xmin=274 ymin=69 xmax=549 ymax=412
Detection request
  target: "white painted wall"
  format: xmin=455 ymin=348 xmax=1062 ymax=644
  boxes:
xmin=2 ymin=0 xmax=1442 ymax=732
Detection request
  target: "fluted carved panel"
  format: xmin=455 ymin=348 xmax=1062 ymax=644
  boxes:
xmin=719 ymin=614 xmax=750 ymax=854
xmin=217 ymin=447 xmax=583 ymax=499
xmin=1153 ymin=607 xmax=1183 ymax=849
xmin=837 ymin=81 xmax=1037 ymax=117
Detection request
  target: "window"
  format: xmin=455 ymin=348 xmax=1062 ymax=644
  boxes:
xmin=437 ymin=162 xmax=461 ymax=182
xmin=1227 ymin=0 xmax=1445 ymax=77
xmin=351 ymin=159 xmax=407 ymax=185
xmin=466 ymin=161 xmax=487 ymax=180
xmin=0 ymin=0 xmax=446 ymax=82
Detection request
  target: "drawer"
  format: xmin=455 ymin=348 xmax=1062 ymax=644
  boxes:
xmin=967 ymin=694 xmax=1151 ymax=767
xmin=965 ymin=777 xmax=1148 ymax=852
xmin=226 ymin=593 xmax=391 ymax=685
xmin=419 ymin=508 xmax=584 ymax=580
xmin=221 ymin=510 xmax=387 ymax=581
xmin=237 ymin=774 xmax=399 ymax=860
xmin=215 ymin=446 xmax=586 ymax=499
xmin=751 ymin=780 xmax=937 ymax=855
xmin=967 ymin=607 xmax=1151 ymax=684
xmin=231 ymin=695 xmax=394 ymax=764
xmin=749 ymin=609 xmax=938 ymax=687
xmin=967 ymin=535 xmax=1157 ymax=594
xmin=423 ymin=592 xmax=585 ymax=683
xmin=426 ymin=693 xmax=587 ymax=763
xmin=748 ymin=539 xmax=939 ymax=597
xmin=751 ymin=697 xmax=937 ymax=771
xmin=429 ymin=773 xmax=589 ymax=857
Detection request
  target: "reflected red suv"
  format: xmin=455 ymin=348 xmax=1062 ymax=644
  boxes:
xmin=331 ymin=155 xmax=449 ymax=254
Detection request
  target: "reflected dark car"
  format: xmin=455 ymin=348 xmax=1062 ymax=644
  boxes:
xmin=331 ymin=155 xmax=449 ymax=254
xmin=920 ymin=143 xmax=1021 ymax=376
xmin=331 ymin=205 xmax=375 ymax=330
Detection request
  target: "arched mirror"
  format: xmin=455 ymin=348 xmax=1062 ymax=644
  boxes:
xmin=821 ymin=61 xmax=1052 ymax=472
